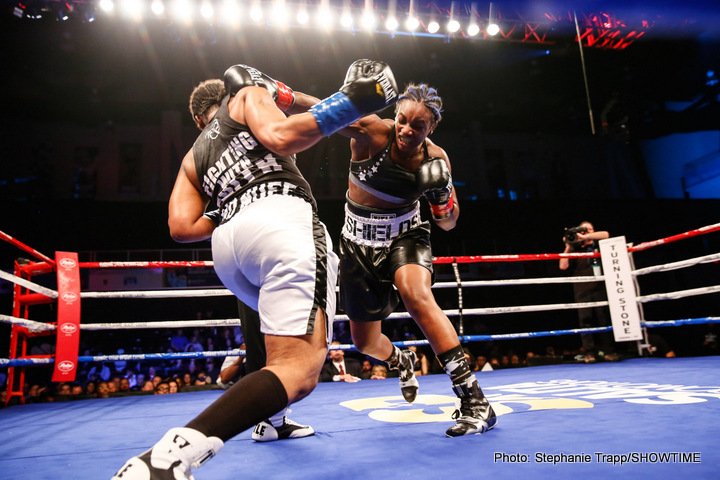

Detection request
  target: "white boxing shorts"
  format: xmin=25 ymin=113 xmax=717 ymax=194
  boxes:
xmin=211 ymin=195 xmax=338 ymax=342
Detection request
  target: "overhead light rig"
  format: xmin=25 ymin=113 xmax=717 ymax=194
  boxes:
xmin=7 ymin=0 xmax=654 ymax=49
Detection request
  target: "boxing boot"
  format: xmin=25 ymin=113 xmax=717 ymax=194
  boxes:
xmin=387 ymin=346 xmax=419 ymax=403
xmin=252 ymin=416 xmax=315 ymax=442
xmin=445 ymin=380 xmax=497 ymax=437
xmin=111 ymin=427 xmax=223 ymax=480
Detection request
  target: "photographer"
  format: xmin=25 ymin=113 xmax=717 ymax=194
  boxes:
xmin=559 ymin=221 xmax=619 ymax=362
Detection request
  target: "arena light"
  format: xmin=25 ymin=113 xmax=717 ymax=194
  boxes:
xmin=447 ymin=18 xmax=460 ymax=33
xmin=13 ymin=3 xmax=24 ymax=18
xmin=199 ymin=0 xmax=214 ymax=21
xmin=56 ymin=1 xmax=73 ymax=21
xmin=405 ymin=15 xmax=420 ymax=31
xmin=99 ymin=0 xmax=114 ymax=15
xmin=150 ymin=0 xmax=164 ymax=16
xmin=427 ymin=19 xmax=440 ymax=33
xmin=360 ymin=9 xmax=376 ymax=32
xmin=296 ymin=6 xmax=309 ymax=25
xmin=170 ymin=0 xmax=193 ymax=24
xmin=270 ymin=0 xmax=290 ymax=27
xmin=249 ymin=2 xmax=263 ymax=24
xmin=315 ymin=6 xmax=334 ymax=31
xmin=467 ymin=22 xmax=480 ymax=36
xmin=220 ymin=0 xmax=240 ymax=27
xmin=385 ymin=15 xmax=398 ymax=32
xmin=119 ymin=0 xmax=144 ymax=21
xmin=487 ymin=1 xmax=499 ymax=36
xmin=340 ymin=10 xmax=353 ymax=29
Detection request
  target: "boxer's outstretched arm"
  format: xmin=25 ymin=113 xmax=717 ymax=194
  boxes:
xmin=237 ymin=86 xmax=326 ymax=157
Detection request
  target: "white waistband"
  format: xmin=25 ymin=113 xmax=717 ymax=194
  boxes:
xmin=341 ymin=203 xmax=422 ymax=247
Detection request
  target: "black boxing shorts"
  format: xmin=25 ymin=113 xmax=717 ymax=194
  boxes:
xmin=338 ymin=200 xmax=433 ymax=322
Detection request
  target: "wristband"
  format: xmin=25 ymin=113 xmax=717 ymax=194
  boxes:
xmin=309 ymin=92 xmax=362 ymax=136
xmin=275 ymin=81 xmax=295 ymax=112
xmin=429 ymin=192 xmax=455 ymax=220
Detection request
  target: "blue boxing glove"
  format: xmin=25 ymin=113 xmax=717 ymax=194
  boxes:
xmin=223 ymin=64 xmax=295 ymax=112
xmin=417 ymin=158 xmax=455 ymax=220
xmin=310 ymin=59 xmax=398 ymax=136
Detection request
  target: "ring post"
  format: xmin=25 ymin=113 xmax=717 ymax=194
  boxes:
xmin=52 ymin=252 xmax=81 ymax=382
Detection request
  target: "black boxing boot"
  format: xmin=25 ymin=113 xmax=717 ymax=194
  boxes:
xmin=386 ymin=345 xmax=419 ymax=403
xmin=446 ymin=379 xmax=497 ymax=437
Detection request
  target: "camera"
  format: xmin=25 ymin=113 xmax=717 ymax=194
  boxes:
xmin=563 ymin=225 xmax=588 ymax=244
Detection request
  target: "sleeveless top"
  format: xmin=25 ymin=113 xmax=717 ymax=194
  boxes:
xmin=192 ymin=96 xmax=315 ymax=224
xmin=349 ymin=127 xmax=432 ymax=208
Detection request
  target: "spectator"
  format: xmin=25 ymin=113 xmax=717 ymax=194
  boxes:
xmin=170 ymin=329 xmax=190 ymax=352
xmin=370 ymin=365 xmax=389 ymax=380
xmin=359 ymin=359 xmax=374 ymax=380
xmin=320 ymin=341 xmax=362 ymax=382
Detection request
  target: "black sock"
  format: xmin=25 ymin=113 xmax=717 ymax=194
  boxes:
xmin=186 ymin=369 xmax=288 ymax=441
xmin=437 ymin=345 xmax=472 ymax=383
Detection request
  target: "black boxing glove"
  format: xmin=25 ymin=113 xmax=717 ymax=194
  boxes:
xmin=310 ymin=59 xmax=399 ymax=136
xmin=223 ymin=64 xmax=295 ymax=112
xmin=417 ymin=158 xmax=455 ymax=220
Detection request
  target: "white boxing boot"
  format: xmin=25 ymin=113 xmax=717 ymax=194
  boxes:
xmin=111 ymin=427 xmax=223 ymax=480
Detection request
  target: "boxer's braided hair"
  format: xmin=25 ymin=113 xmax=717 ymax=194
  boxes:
xmin=396 ymin=83 xmax=443 ymax=124
xmin=189 ymin=79 xmax=226 ymax=118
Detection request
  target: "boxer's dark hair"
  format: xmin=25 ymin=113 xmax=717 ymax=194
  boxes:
xmin=396 ymin=83 xmax=443 ymax=124
xmin=189 ymin=79 xmax=226 ymax=118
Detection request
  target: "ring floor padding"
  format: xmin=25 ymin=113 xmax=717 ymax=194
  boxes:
xmin=1 ymin=356 xmax=718 ymax=479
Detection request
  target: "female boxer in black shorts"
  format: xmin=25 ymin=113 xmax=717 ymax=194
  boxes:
xmin=339 ymin=84 xmax=497 ymax=437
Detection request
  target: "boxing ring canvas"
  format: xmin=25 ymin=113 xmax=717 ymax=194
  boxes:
xmin=1 ymin=356 xmax=718 ymax=479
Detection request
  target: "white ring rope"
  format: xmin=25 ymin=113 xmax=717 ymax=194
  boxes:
xmin=79 ymin=319 xmax=241 ymax=330
xmin=637 ymin=284 xmax=720 ymax=303
xmin=0 ymin=314 xmax=54 ymax=333
xmin=632 ymin=252 xmax=720 ymax=276
xmin=81 ymin=289 xmax=232 ymax=299
xmin=0 ymin=269 xmax=58 ymax=299
xmin=434 ymin=275 xmax=603 ymax=288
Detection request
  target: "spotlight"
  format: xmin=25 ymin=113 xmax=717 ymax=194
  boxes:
xmin=315 ymin=7 xmax=334 ymax=31
xmin=447 ymin=19 xmax=460 ymax=33
xmin=340 ymin=11 xmax=353 ymax=29
xmin=385 ymin=16 xmax=398 ymax=32
xmin=200 ymin=0 xmax=214 ymax=21
xmin=249 ymin=3 xmax=263 ymax=24
xmin=487 ymin=1 xmax=499 ymax=36
xmin=296 ymin=8 xmax=309 ymax=25
xmin=56 ymin=2 xmax=73 ymax=21
xmin=467 ymin=22 xmax=480 ymax=36
xmin=220 ymin=0 xmax=241 ymax=26
xmin=171 ymin=0 xmax=193 ymax=24
xmin=427 ymin=20 xmax=440 ymax=33
xmin=360 ymin=10 xmax=376 ymax=31
xmin=405 ymin=15 xmax=420 ymax=31
xmin=120 ymin=0 xmax=145 ymax=21
xmin=270 ymin=1 xmax=290 ymax=27
xmin=151 ymin=0 xmax=165 ymax=16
